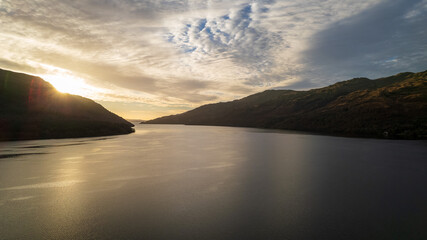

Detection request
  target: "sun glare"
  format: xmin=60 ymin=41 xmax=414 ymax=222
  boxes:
xmin=41 ymin=73 xmax=93 ymax=96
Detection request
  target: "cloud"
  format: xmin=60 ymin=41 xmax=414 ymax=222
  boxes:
xmin=0 ymin=0 xmax=425 ymax=118
xmin=0 ymin=58 xmax=37 ymax=73
xmin=301 ymin=0 xmax=427 ymax=85
xmin=167 ymin=2 xmax=285 ymax=87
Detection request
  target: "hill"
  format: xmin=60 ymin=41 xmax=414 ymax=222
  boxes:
xmin=0 ymin=68 xmax=134 ymax=141
xmin=145 ymin=70 xmax=427 ymax=139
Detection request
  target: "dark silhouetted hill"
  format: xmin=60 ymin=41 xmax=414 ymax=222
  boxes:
xmin=145 ymin=70 xmax=427 ymax=139
xmin=0 ymin=68 xmax=134 ymax=141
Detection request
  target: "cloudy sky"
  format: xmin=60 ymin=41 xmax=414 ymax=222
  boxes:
xmin=0 ymin=0 xmax=426 ymax=119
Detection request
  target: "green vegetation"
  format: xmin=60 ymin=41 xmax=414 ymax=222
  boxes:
xmin=0 ymin=69 xmax=134 ymax=141
xmin=146 ymin=70 xmax=427 ymax=139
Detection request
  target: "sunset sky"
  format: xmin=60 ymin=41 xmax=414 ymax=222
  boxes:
xmin=1 ymin=0 xmax=426 ymax=119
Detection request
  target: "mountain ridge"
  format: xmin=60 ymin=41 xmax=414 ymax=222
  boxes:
xmin=145 ymin=70 xmax=427 ymax=139
xmin=0 ymin=68 xmax=134 ymax=141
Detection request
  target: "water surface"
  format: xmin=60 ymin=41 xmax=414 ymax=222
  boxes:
xmin=1 ymin=124 xmax=426 ymax=239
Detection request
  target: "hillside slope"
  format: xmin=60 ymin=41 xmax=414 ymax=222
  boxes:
xmin=0 ymin=69 xmax=134 ymax=141
xmin=146 ymin=71 xmax=427 ymax=139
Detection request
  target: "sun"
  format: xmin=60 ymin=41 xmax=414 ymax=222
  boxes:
xmin=41 ymin=72 xmax=92 ymax=96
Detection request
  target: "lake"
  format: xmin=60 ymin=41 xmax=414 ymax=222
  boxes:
xmin=0 ymin=124 xmax=426 ymax=239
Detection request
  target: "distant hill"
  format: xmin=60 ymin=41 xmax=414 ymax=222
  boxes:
xmin=0 ymin=68 xmax=134 ymax=141
xmin=145 ymin=70 xmax=427 ymax=139
xmin=127 ymin=119 xmax=146 ymax=123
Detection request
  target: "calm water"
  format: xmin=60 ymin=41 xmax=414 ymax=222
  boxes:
xmin=0 ymin=124 xmax=426 ymax=240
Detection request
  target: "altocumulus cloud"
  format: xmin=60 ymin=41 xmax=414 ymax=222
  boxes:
xmin=167 ymin=2 xmax=283 ymax=83
xmin=0 ymin=0 xmax=426 ymax=118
